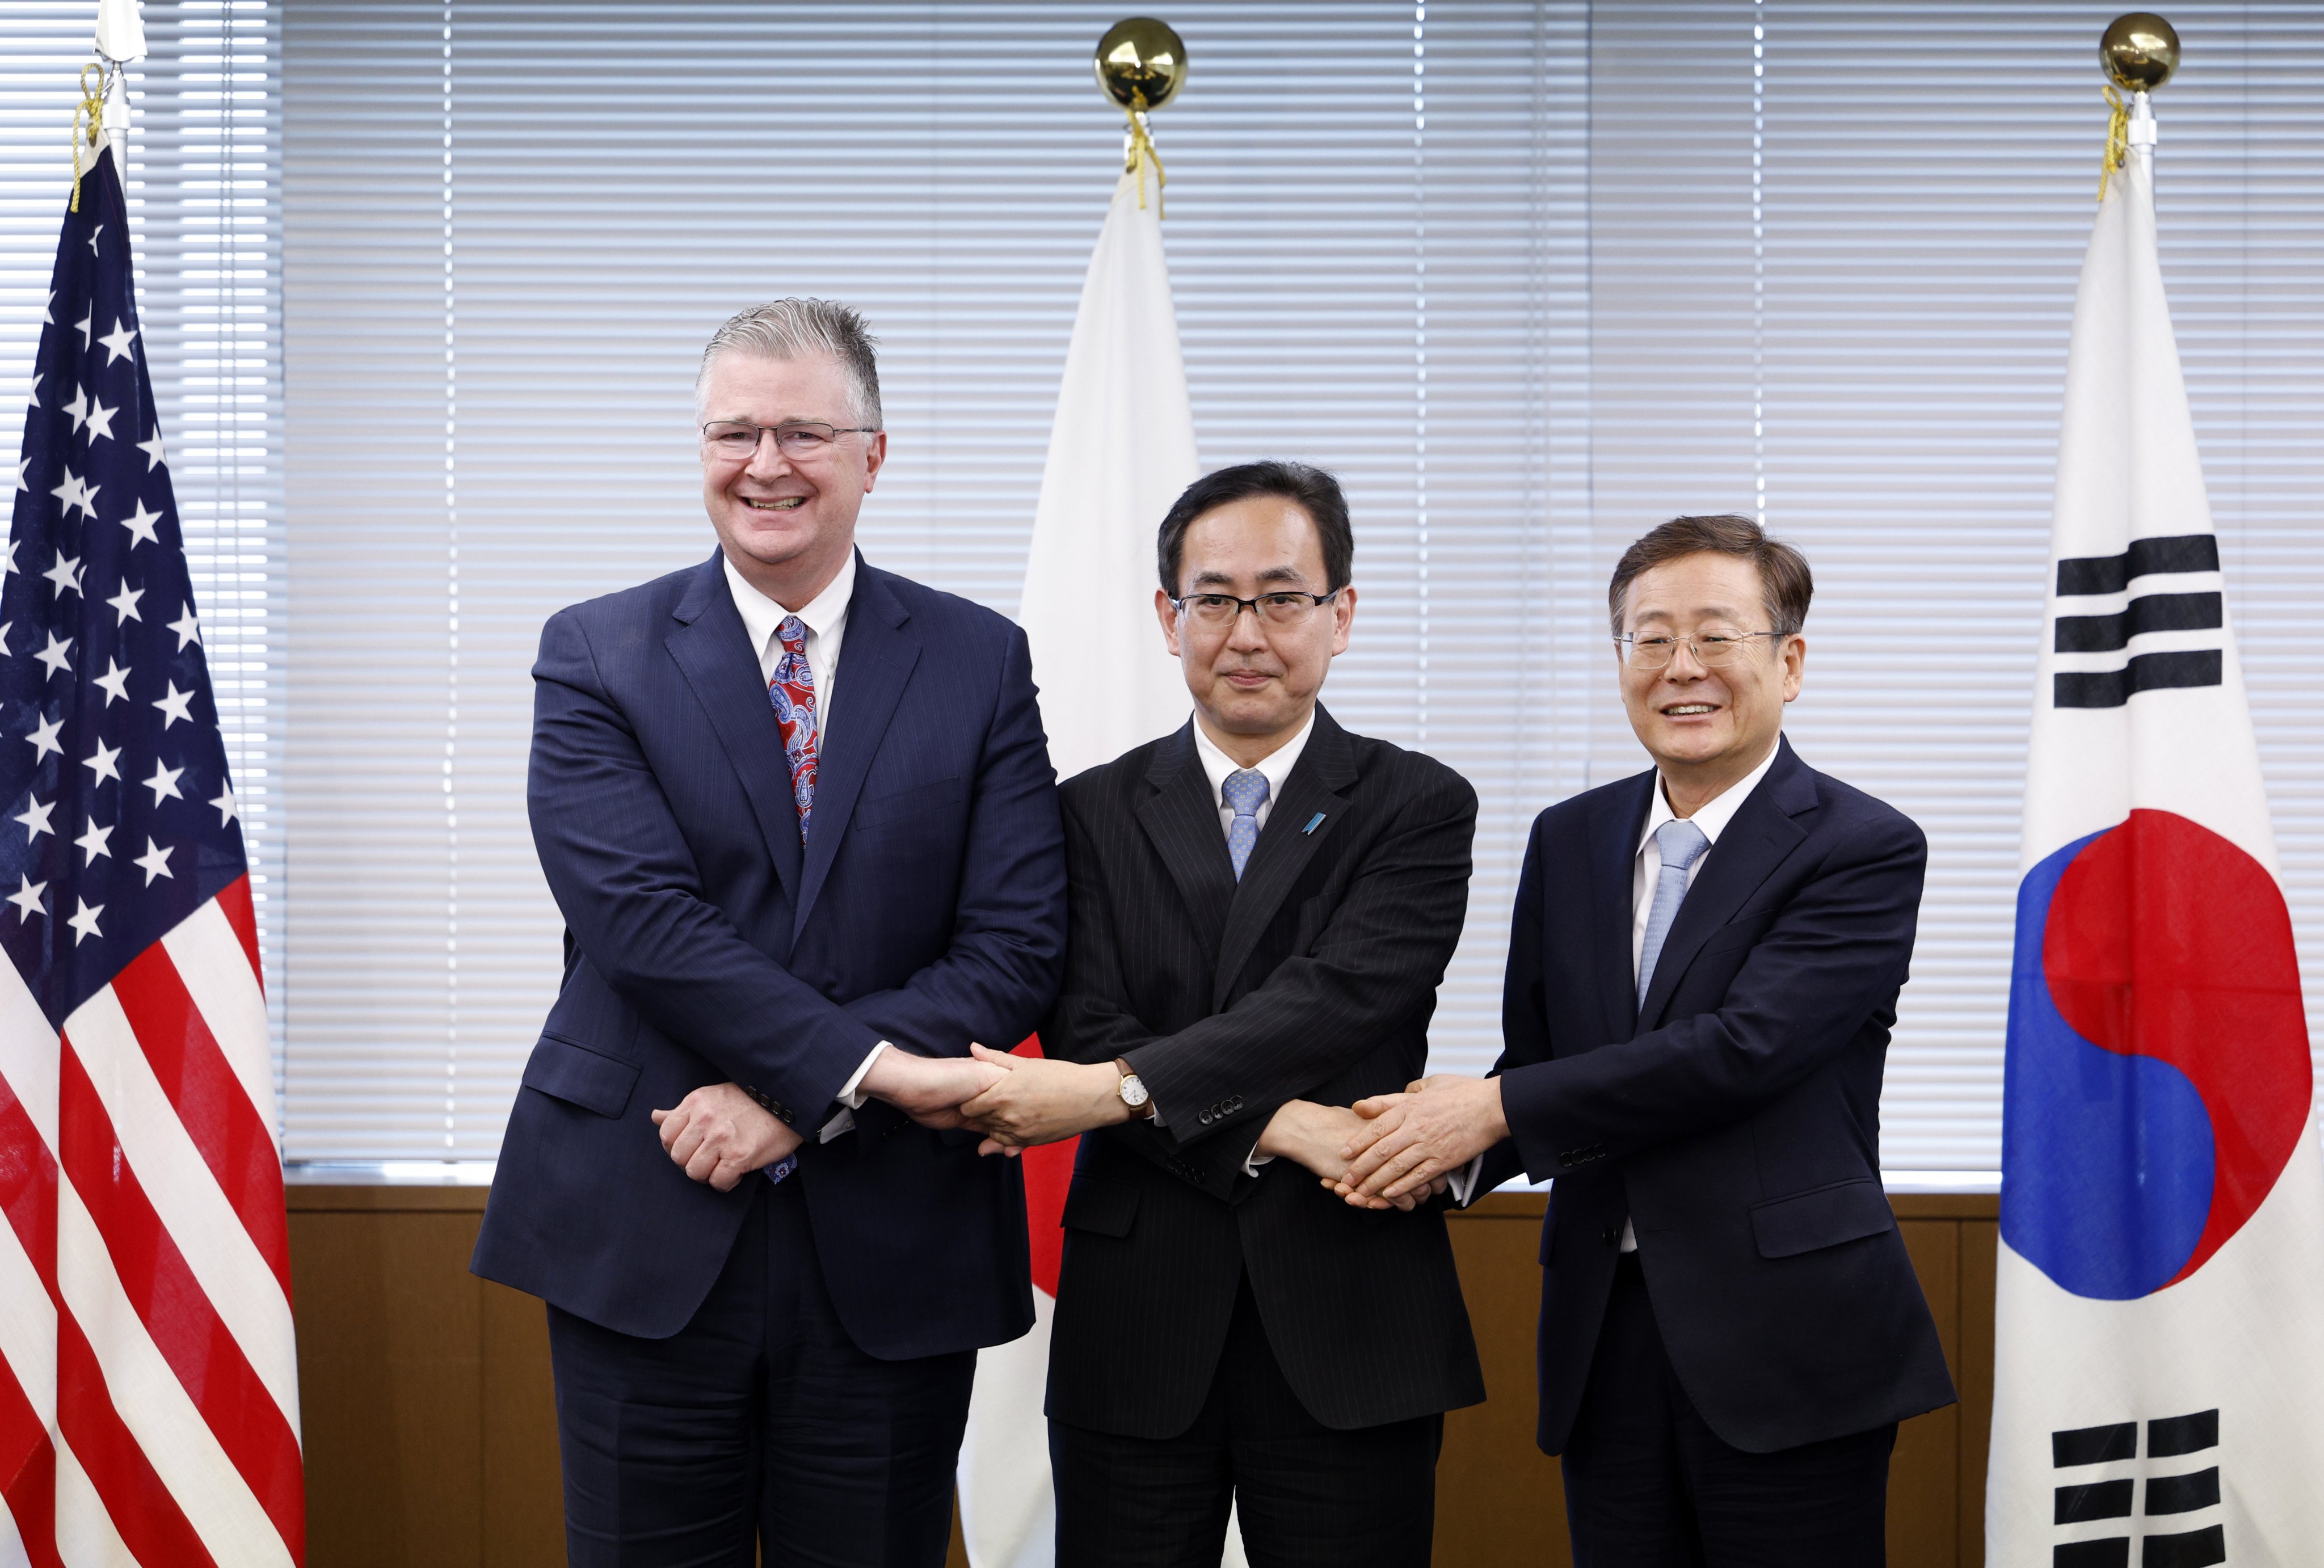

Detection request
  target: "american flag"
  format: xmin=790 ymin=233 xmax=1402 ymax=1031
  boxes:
xmin=0 ymin=136 xmax=304 ymax=1566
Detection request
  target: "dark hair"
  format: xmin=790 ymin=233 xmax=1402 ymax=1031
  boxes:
xmin=1156 ymin=461 xmax=1354 ymax=596
xmin=1607 ymin=513 xmax=1813 ymax=637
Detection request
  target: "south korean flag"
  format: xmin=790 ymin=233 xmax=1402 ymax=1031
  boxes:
xmin=1986 ymin=97 xmax=2324 ymax=1568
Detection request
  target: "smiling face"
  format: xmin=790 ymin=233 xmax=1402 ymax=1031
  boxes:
xmin=1153 ymin=494 xmax=1355 ymax=766
xmin=697 ymin=349 xmax=885 ymax=609
xmin=1617 ymin=551 xmax=1804 ymax=803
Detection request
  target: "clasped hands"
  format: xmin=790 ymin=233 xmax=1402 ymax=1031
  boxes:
xmin=649 ymin=1047 xmax=1017 ymax=1192
xmin=952 ymin=1047 xmax=1481 ymax=1215
xmin=652 ymin=1050 xmax=1508 ymax=1213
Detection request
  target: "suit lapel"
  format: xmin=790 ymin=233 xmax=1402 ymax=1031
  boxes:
xmin=793 ymin=557 xmax=920 ymax=940
xmin=664 ymin=552 xmax=806 ymax=901
xmin=1637 ymin=737 xmax=1816 ymax=1028
xmin=1211 ymin=709 xmax=1357 ymax=1011
xmin=1592 ymin=770 xmax=1656 ymax=1042
xmin=1136 ymin=724 xmax=1237 ymax=955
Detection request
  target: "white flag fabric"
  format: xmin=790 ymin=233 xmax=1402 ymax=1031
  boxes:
xmin=1988 ymin=127 xmax=2324 ymax=1566
xmin=1014 ymin=170 xmax=1199 ymax=785
xmin=956 ymin=166 xmax=1245 ymax=1568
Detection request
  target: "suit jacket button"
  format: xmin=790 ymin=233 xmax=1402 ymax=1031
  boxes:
xmin=1601 ymin=1224 xmax=1620 ymax=1247
xmin=1199 ymin=1109 xmax=1213 ymax=1126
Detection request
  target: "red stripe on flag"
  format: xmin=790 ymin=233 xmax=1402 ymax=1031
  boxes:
xmin=110 ymin=944 xmax=294 ymax=1299
xmin=214 ymin=876 xmax=264 ymax=997
xmin=0 ymin=1076 xmax=218 ymax=1568
xmin=57 ymin=1043 xmax=305 ymax=1559
xmin=1009 ymin=1036 xmax=1077 ymax=1299
xmin=0 ymin=1362 xmax=64 ymax=1568
xmin=54 ymin=1309 xmax=220 ymax=1568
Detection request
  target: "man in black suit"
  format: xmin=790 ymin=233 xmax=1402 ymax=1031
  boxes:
xmin=1337 ymin=515 xmax=1956 ymax=1566
xmin=957 ymin=462 xmax=1484 ymax=1568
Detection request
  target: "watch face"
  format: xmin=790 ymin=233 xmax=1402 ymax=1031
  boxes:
xmin=1119 ymin=1073 xmax=1150 ymax=1107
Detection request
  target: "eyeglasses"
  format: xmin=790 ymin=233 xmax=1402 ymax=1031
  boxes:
xmin=1170 ymin=589 xmax=1342 ymax=630
xmin=1615 ymin=630 xmax=1790 ymax=670
xmin=701 ymin=420 xmax=881 ymax=461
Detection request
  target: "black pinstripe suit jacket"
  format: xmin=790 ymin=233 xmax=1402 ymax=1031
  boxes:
xmin=1042 ymin=707 xmax=1487 ymax=1438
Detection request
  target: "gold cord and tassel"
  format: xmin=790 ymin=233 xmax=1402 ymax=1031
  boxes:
xmin=71 ymin=61 xmax=108 ymax=212
xmin=2098 ymin=83 xmax=2131 ymax=203
xmin=1122 ymin=103 xmax=1165 ymax=217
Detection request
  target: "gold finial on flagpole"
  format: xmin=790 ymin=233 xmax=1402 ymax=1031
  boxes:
xmin=2097 ymin=15 xmax=2178 ymax=201
xmin=1094 ymin=18 xmax=1186 ymax=214
xmin=2102 ymin=14 xmax=2179 ymax=94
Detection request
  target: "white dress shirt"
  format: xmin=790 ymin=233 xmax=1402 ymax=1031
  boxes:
xmin=1190 ymin=708 xmax=1313 ymax=831
xmin=725 ymin=548 xmax=853 ymax=730
xmin=1610 ymin=739 xmax=1783 ymax=1248
xmin=723 ymin=550 xmax=884 ymax=1136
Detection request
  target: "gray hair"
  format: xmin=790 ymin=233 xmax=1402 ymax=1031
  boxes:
xmin=696 ymin=298 xmax=883 ymax=428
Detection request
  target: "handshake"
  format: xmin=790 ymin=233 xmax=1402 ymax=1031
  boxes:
xmin=651 ymin=1048 xmax=1512 ymax=1216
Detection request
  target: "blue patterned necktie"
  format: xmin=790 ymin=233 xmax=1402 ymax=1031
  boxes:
xmin=768 ymin=614 xmax=818 ymax=841
xmin=1637 ymin=817 xmax=1712 ymax=1007
xmin=1222 ymin=768 xmax=1270 ymax=880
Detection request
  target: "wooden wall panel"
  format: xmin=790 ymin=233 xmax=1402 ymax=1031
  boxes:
xmin=286 ymin=1186 xmax=1999 ymax=1567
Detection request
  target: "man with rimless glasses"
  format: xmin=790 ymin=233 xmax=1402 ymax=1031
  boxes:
xmin=1332 ymin=514 xmax=1955 ymax=1566
xmin=474 ymin=298 xmax=1067 ymax=1566
xmin=957 ymin=462 xmax=1484 ymax=1566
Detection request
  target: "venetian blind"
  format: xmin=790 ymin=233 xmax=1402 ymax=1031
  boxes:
xmin=276 ymin=1 xmax=1571 ymax=1161
xmin=274 ymin=2 xmax=2324 ymax=1175
xmin=1 ymin=2 xmax=287 ymax=1086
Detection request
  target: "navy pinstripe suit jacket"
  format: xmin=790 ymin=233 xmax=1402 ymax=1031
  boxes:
xmin=472 ymin=551 xmax=1066 ymax=1356
xmin=1042 ymin=709 xmax=1487 ymax=1438
xmin=1484 ymin=737 xmax=1957 ymax=1455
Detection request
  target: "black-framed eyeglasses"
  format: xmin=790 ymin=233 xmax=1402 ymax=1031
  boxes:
xmin=1615 ymin=630 xmax=1790 ymax=670
xmin=701 ymin=419 xmax=881 ymax=461
xmin=1170 ymin=589 xmax=1342 ymax=629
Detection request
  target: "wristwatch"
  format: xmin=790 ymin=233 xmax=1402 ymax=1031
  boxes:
xmin=1113 ymin=1058 xmax=1155 ymax=1119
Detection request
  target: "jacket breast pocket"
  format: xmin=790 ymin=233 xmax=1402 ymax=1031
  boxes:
xmin=522 ymin=1033 xmax=642 ymax=1119
xmin=1060 ymin=1174 xmax=1140 ymax=1238
xmin=1748 ymin=1177 xmax=1894 ymax=1259
xmin=852 ymin=774 xmax=965 ymax=829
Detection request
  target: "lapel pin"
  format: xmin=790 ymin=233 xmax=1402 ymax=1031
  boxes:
xmin=1302 ymin=811 xmax=1325 ymax=835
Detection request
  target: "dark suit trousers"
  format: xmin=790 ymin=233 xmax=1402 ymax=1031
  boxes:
xmin=546 ymin=1175 xmax=975 ymax=1568
xmin=1050 ymin=1274 xmax=1442 ymax=1568
xmin=1562 ymin=1253 xmax=1894 ymax=1568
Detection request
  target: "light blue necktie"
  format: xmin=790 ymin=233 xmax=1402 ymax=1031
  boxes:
xmin=1637 ymin=817 xmax=1711 ymax=1008
xmin=1222 ymin=769 xmax=1270 ymax=880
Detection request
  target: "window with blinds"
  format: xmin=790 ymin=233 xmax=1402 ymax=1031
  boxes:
xmin=13 ymin=2 xmax=2311 ymax=1176
xmin=1 ymin=2 xmax=285 ymax=1080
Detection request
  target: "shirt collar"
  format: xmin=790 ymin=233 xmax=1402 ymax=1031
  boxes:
xmin=1637 ymin=736 xmax=1783 ymax=855
xmin=723 ymin=548 xmax=856 ymax=656
xmin=1192 ymin=708 xmax=1317 ymax=808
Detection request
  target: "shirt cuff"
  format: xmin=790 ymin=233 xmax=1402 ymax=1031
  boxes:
xmin=1243 ymin=1147 xmax=1275 ymax=1178
xmin=1447 ymin=1153 xmax=1484 ymax=1207
xmin=819 ymin=1041 xmax=890 ymax=1143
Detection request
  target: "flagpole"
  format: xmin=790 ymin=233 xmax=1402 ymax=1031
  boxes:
xmin=2101 ymin=12 xmax=2177 ymax=182
xmin=92 ymin=0 xmax=147 ymax=182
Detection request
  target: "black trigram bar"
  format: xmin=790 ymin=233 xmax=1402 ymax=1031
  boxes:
xmin=2141 ymin=1524 xmax=2225 ymax=1568
xmin=2056 ymin=592 xmax=2224 ymax=654
xmin=2058 ymin=534 xmax=2221 ymax=596
xmin=2056 ymin=1540 xmax=2128 ymax=1568
xmin=2148 ymin=1409 xmax=2218 ymax=1457
xmin=2054 ymin=1421 xmax=2138 ymax=1466
xmin=2145 ymin=1466 xmax=2220 ymax=1515
xmin=2054 ymin=651 xmax=2222 ymax=709
xmin=2056 ymin=1478 xmax=2134 ymax=1523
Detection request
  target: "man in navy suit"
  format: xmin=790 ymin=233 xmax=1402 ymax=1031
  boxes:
xmin=471 ymin=298 xmax=1067 ymax=1567
xmin=1337 ymin=515 xmax=1955 ymax=1565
